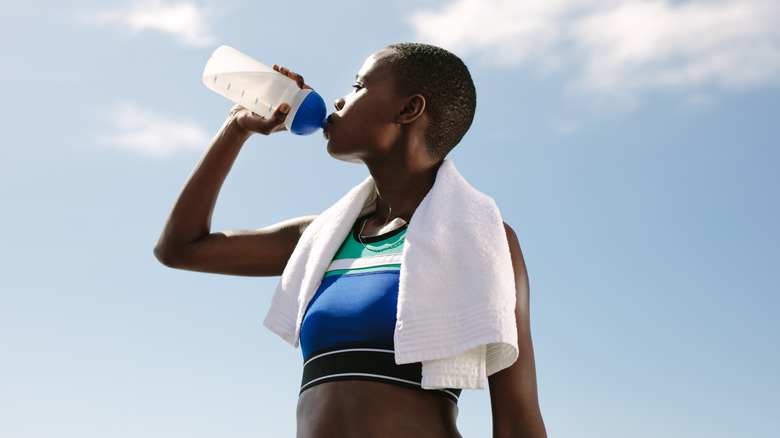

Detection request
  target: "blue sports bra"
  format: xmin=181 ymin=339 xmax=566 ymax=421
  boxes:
xmin=298 ymin=218 xmax=461 ymax=403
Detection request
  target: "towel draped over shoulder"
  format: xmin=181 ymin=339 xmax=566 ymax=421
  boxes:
xmin=263 ymin=160 xmax=518 ymax=389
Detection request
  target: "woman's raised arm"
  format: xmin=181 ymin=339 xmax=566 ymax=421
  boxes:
xmin=154 ymin=99 xmax=314 ymax=277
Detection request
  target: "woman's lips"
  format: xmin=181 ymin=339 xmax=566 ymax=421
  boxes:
xmin=323 ymin=114 xmax=334 ymax=140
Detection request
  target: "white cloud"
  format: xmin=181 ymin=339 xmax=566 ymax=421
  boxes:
xmin=410 ymin=0 xmax=595 ymax=66
xmin=97 ymin=103 xmax=211 ymax=157
xmin=410 ymin=0 xmax=780 ymax=103
xmin=86 ymin=0 xmax=217 ymax=47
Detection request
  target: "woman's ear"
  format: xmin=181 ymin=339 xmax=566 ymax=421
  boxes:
xmin=396 ymin=94 xmax=426 ymax=124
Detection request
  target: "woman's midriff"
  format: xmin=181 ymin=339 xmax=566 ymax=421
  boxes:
xmin=296 ymin=380 xmax=462 ymax=438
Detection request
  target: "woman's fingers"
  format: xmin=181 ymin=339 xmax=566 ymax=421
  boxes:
xmin=273 ymin=64 xmax=312 ymax=90
xmin=230 ymin=104 xmax=290 ymax=135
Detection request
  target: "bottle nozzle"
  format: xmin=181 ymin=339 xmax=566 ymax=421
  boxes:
xmin=290 ymin=90 xmax=328 ymax=136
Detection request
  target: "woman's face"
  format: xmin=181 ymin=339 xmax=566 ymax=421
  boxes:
xmin=324 ymin=50 xmax=404 ymax=164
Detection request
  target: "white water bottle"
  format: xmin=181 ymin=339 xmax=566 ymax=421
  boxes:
xmin=203 ymin=45 xmax=327 ymax=135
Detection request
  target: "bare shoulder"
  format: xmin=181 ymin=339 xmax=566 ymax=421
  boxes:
xmin=503 ymin=222 xmax=520 ymax=249
xmin=503 ymin=222 xmax=528 ymax=283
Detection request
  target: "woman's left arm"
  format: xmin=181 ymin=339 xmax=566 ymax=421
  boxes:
xmin=488 ymin=223 xmax=547 ymax=438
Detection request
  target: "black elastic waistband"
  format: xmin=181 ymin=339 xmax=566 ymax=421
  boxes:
xmin=300 ymin=345 xmax=461 ymax=403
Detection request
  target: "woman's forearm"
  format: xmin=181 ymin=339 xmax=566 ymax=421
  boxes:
xmin=154 ymin=114 xmax=253 ymax=264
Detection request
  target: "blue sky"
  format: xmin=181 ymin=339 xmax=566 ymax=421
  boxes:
xmin=1 ymin=0 xmax=778 ymax=437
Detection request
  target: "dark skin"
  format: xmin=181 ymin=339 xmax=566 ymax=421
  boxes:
xmin=155 ymin=49 xmax=546 ymax=438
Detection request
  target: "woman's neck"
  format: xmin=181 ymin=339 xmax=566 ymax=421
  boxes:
xmin=362 ymin=158 xmax=442 ymax=235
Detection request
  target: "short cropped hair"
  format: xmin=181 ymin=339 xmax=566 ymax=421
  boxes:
xmin=383 ymin=43 xmax=477 ymax=159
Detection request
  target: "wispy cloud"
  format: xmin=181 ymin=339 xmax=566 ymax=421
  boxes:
xmin=410 ymin=0 xmax=585 ymax=67
xmin=410 ymin=0 xmax=780 ymax=105
xmin=97 ymin=103 xmax=211 ymax=157
xmin=85 ymin=0 xmax=217 ymax=47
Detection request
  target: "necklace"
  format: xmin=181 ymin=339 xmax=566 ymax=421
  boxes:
xmin=357 ymin=217 xmax=406 ymax=253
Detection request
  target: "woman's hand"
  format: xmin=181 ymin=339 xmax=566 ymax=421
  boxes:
xmin=229 ymin=103 xmax=290 ymax=135
xmin=229 ymin=64 xmax=311 ymax=136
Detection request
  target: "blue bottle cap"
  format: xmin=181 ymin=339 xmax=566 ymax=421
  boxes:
xmin=291 ymin=90 xmax=328 ymax=136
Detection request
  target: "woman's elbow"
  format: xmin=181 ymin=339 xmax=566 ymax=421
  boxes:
xmin=153 ymin=239 xmax=182 ymax=268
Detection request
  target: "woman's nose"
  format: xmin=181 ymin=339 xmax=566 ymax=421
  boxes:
xmin=334 ymin=97 xmax=345 ymax=111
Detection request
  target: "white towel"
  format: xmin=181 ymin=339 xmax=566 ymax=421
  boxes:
xmin=263 ymin=160 xmax=518 ymax=389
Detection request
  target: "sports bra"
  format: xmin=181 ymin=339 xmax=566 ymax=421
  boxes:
xmin=299 ymin=218 xmax=461 ymax=403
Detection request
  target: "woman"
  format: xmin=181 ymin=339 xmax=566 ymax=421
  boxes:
xmin=155 ymin=43 xmax=546 ymax=438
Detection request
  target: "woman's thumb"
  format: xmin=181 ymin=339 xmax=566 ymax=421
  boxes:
xmin=271 ymin=103 xmax=291 ymax=125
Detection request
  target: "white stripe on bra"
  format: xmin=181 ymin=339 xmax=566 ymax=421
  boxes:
xmin=326 ymin=254 xmax=403 ymax=272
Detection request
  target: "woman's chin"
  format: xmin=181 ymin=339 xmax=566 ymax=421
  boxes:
xmin=331 ymin=155 xmax=365 ymax=165
xmin=327 ymin=145 xmax=364 ymax=164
